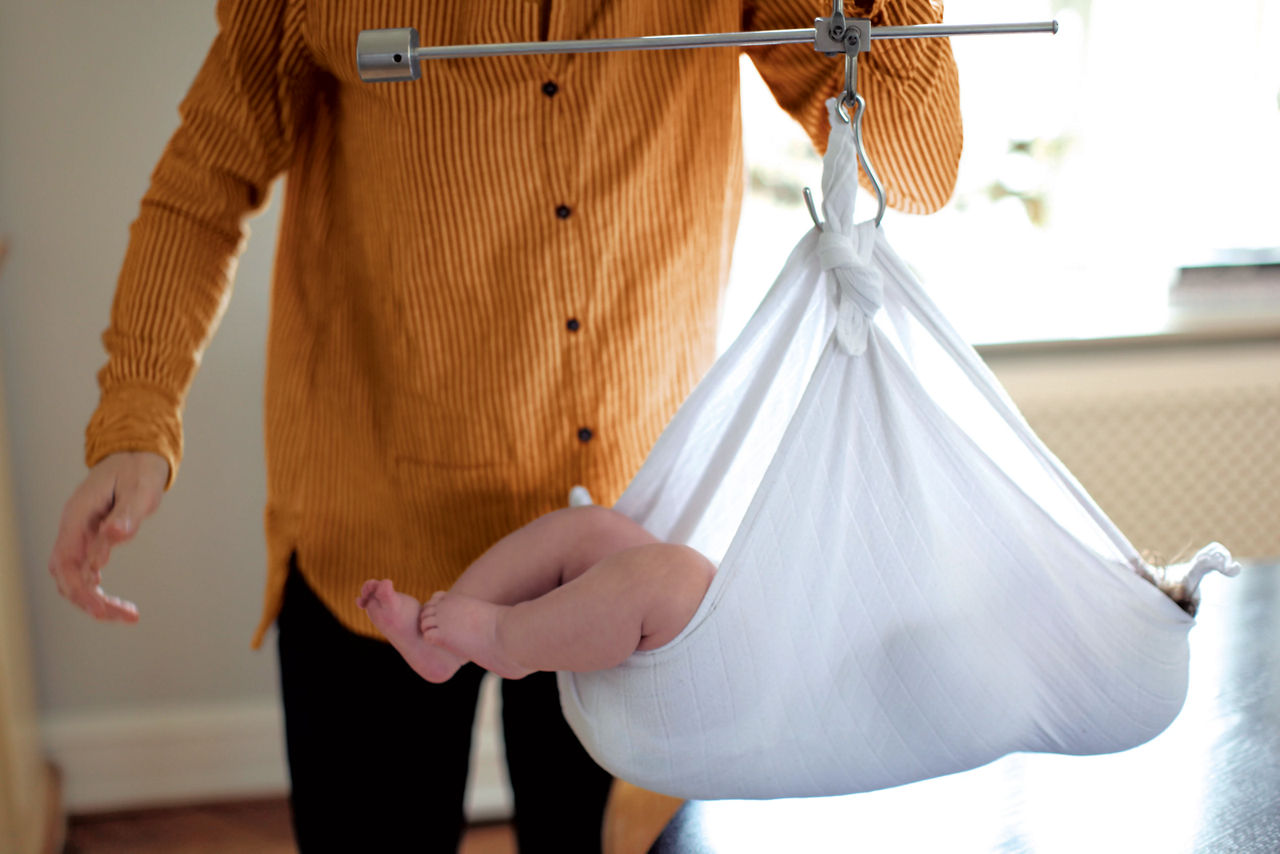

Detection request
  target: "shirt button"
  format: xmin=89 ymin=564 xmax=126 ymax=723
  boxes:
xmin=577 ymin=427 xmax=594 ymax=443
xmin=556 ymin=204 xmax=572 ymax=219
xmin=542 ymin=81 xmax=559 ymax=97
xmin=566 ymin=318 xmax=580 ymax=332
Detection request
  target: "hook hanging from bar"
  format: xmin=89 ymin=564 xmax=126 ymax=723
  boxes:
xmin=803 ymin=86 xmax=886 ymax=231
xmin=807 ymin=11 xmax=885 ymax=228
xmin=843 ymin=91 xmax=887 ymax=227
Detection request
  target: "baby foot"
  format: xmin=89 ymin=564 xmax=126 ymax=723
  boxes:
xmin=357 ymin=579 xmax=465 ymax=683
xmin=1139 ymin=543 xmax=1242 ymax=617
xmin=419 ymin=592 xmax=533 ymax=680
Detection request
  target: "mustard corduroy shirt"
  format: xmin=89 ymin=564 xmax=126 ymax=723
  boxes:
xmin=85 ymin=0 xmax=962 ymax=647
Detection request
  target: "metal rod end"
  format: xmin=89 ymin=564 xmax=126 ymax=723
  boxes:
xmin=357 ymin=28 xmax=422 ymax=82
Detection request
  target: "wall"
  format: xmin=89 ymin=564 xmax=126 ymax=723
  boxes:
xmin=0 ymin=1 xmax=515 ymax=817
xmin=0 ymin=0 xmax=286 ymax=807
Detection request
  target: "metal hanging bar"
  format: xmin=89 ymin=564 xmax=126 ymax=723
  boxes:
xmin=357 ymin=20 xmax=1057 ymax=82
xmin=356 ymin=11 xmax=1057 ymax=230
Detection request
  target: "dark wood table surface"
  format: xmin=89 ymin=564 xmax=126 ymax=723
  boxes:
xmin=651 ymin=562 xmax=1279 ymax=853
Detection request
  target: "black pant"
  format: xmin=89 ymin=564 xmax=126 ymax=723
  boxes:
xmin=276 ymin=560 xmax=612 ymax=852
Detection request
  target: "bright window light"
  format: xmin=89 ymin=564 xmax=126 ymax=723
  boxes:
xmin=725 ymin=0 xmax=1280 ymax=350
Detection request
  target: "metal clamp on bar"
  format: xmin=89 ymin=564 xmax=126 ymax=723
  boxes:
xmin=813 ymin=13 xmax=869 ymax=58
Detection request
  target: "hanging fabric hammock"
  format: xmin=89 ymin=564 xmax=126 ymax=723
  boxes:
xmin=556 ymin=100 xmax=1239 ymax=801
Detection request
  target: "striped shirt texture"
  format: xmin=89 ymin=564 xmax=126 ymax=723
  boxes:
xmin=85 ymin=0 xmax=962 ymax=647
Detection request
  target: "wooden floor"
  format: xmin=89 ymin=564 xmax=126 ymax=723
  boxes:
xmin=64 ymin=798 xmax=516 ymax=854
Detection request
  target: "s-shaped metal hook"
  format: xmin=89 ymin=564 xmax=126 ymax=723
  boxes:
xmin=806 ymin=4 xmax=887 ymax=229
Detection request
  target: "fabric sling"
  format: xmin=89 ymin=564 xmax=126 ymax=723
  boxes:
xmin=557 ymin=100 xmax=1239 ymax=801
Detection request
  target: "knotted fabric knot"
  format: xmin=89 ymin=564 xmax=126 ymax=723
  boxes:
xmin=818 ymin=223 xmax=882 ymax=356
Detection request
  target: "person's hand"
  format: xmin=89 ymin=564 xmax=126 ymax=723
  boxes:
xmin=48 ymin=451 xmax=170 ymax=622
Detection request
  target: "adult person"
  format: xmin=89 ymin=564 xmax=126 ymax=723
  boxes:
xmin=48 ymin=1 xmax=961 ymax=850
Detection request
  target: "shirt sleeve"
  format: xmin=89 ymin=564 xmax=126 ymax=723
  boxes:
xmin=85 ymin=0 xmax=318 ymax=486
xmin=742 ymin=0 xmax=962 ymax=214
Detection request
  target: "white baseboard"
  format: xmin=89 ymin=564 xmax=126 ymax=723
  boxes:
xmin=41 ymin=676 xmax=514 ymax=820
xmin=40 ymin=699 xmax=289 ymax=813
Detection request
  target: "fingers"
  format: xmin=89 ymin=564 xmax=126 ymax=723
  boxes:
xmin=50 ymin=485 xmax=110 ymax=607
xmin=48 ymin=452 xmax=166 ymax=623
xmin=86 ymin=522 xmax=113 ymax=575
xmin=66 ymin=582 xmax=140 ymax=623
xmin=97 ymin=588 xmax=139 ymax=622
xmin=50 ymin=538 xmax=140 ymax=623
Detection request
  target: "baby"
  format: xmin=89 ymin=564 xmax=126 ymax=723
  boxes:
xmin=357 ymin=505 xmax=715 ymax=682
xmin=360 ymin=504 xmax=1234 ymax=683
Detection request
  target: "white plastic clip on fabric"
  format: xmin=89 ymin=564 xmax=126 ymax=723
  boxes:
xmin=556 ymin=99 xmax=1239 ymax=802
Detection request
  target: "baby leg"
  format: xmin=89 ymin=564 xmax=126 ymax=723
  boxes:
xmin=450 ymin=505 xmax=661 ymax=606
xmin=422 ymin=543 xmax=715 ymax=678
xmin=357 ymin=579 xmax=465 ymax=683
xmin=359 ymin=507 xmax=653 ymax=684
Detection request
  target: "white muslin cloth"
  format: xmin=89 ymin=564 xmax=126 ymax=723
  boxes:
xmin=557 ymin=100 xmax=1236 ymax=801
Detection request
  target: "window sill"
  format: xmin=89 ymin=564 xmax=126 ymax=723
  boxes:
xmin=975 ymin=302 xmax=1280 ymax=358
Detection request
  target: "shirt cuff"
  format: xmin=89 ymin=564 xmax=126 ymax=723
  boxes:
xmin=85 ymin=383 xmax=183 ymax=489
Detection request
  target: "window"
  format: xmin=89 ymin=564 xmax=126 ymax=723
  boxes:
xmin=724 ymin=0 xmax=1280 ymax=350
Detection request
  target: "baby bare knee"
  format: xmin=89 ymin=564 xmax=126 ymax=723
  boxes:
xmin=546 ymin=505 xmax=616 ymax=539
xmin=555 ymin=503 xmax=610 ymax=531
xmin=675 ymin=545 xmax=716 ymax=592
xmin=637 ymin=544 xmax=715 ymax=595
xmin=569 ymin=505 xmax=655 ymax=550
